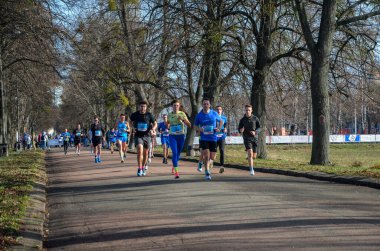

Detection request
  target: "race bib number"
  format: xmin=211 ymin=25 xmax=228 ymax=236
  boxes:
xmin=76 ymin=132 xmax=81 ymax=137
xmin=203 ymin=125 xmax=214 ymax=135
xmin=162 ymin=131 xmax=169 ymax=137
xmin=217 ymin=132 xmax=224 ymax=138
xmin=95 ymin=130 xmax=102 ymax=137
xmin=170 ymin=124 xmax=183 ymax=134
xmin=137 ymin=122 xmax=148 ymax=132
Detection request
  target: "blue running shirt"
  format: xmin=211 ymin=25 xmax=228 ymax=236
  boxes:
xmin=117 ymin=121 xmax=128 ymax=136
xmin=194 ymin=110 xmax=220 ymax=142
xmin=216 ymin=114 xmax=227 ymax=140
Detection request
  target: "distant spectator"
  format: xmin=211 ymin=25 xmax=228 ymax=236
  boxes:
xmin=272 ymin=126 xmax=278 ymax=136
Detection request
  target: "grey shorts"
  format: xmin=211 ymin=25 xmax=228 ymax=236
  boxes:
xmin=134 ymin=135 xmax=151 ymax=149
xmin=243 ymin=137 xmax=258 ymax=152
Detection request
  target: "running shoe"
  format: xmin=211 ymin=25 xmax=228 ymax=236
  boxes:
xmin=174 ymin=172 xmax=180 ymax=179
xmin=205 ymin=174 xmax=212 ymax=181
xmin=197 ymin=162 xmax=203 ymax=172
xmin=137 ymin=168 xmax=143 ymax=177
xmin=250 ymin=167 xmax=255 ymax=176
xmin=121 ymin=158 xmax=124 ymax=163
xmin=148 ymin=158 xmax=152 ymax=164
xmin=164 ymin=158 xmax=168 ymax=164
xmin=162 ymin=157 xmax=165 ymax=164
xmin=95 ymin=157 xmax=98 ymax=163
xmin=219 ymin=167 xmax=225 ymax=174
xmin=98 ymin=157 xmax=102 ymax=163
xmin=144 ymin=165 xmax=149 ymax=171
xmin=142 ymin=170 xmax=147 ymax=176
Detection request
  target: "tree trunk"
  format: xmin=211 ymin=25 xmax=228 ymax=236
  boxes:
xmin=295 ymin=0 xmax=336 ymax=165
xmin=184 ymin=102 xmax=199 ymax=156
xmin=201 ymin=3 xmax=223 ymax=104
xmin=310 ymin=56 xmax=330 ymax=164
xmin=0 ymin=46 xmax=8 ymax=156
xmin=180 ymin=0 xmax=202 ymax=155
xmin=249 ymin=1 xmax=273 ymax=159
xmin=251 ymin=69 xmax=268 ymax=159
xmin=119 ymin=2 xmax=147 ymax=104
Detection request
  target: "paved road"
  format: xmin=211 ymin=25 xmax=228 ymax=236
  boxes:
xmin=45 ymin=148 xmax=380 ymax=250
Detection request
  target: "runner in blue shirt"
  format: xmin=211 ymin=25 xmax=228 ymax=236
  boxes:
xmin=115 ymin=114 xmax=130 ymax=163
xmin=158 ymin=114 xmax=170 ymax=164
xmin=194 ymin=98 xmax=223 ymax=181
xmin=61 ymin=129 xmax=71 ymax=155
xmin=215 ymin=105 xmax=227 ymax=173
xmin=109 ymin=128 xmax=117 ymax=154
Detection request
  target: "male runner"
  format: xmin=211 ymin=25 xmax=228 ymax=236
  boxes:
xmin=115 ymin=114 xmax=130 ymax=163
xmin=130 ymin=101 xmax=157 ymax=176
xmin=62 ymin=129 xmax=71 ymax=155
xmin=215 ymin=105 xmax=227 ymax=173
xmin=90 ymin=116 xmax=105 ymax=163
xmin=194 ymin=98 xmax=223 ymax=180
xmin=109 ymin=128 xmax=117 ymax=154
xmin=73 ymin=123 xmax=83 ymax=155
xmin=158 ymin=114 xmax=170 ymax=164
xmin=238 ymin=104 xmax=261 ymax=175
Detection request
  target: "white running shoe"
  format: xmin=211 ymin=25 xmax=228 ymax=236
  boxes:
xmin=250 ymin=167 xmax=255 ymax=176
xmin=148 ymin=158 xmax=151 ymax=164
xmin=144 ymin=165 xmax=149 ymax=171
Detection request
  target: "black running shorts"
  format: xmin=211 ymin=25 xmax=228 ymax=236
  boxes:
xmin=199 ymin=140 xmax=217 ymax=153
xmin=243 ymin=137 xmax=257 ymax=152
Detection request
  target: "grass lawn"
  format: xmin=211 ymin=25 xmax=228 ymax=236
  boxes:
xmin=0 ymin=150 xmax=46 ymax=249
xmin=153 ymin=143 xmax=380 ymax=179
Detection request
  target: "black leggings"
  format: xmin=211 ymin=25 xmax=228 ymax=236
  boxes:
xmin=216 ymin=139 xmax=225 ymax=166
xmin=63 ymin=141 xmax=69 ymax=153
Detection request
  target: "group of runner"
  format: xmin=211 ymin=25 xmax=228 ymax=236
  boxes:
xmin=63 ymin=98 xmax=261 ymax=180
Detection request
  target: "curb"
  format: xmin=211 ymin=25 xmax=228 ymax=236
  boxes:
xmin=9 ymin=181 xmax=47 ymax=251
xmin=145 ymin=151 xmax=380 ymax=190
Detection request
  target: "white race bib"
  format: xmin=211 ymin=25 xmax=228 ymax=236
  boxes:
xmin=137 ymin=122 xmax=148 ymax=132
xmin=170 ymin=124 xmax=183 ymax=134
xmin=203 ymin=125 xmax=214 ymax=135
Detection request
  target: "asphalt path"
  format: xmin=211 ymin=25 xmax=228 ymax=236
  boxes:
xmin=45 ymin=147 xmax=380 ymax=250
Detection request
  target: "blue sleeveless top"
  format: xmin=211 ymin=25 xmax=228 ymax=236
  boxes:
xmin=117 ymin=121 xmax=128 ymax=136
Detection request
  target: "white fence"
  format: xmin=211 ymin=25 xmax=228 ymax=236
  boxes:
xmin=48 ymin=134 xmax=380 ymax=147
xmin=155 ymin=134 xmax=380 ymax=145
